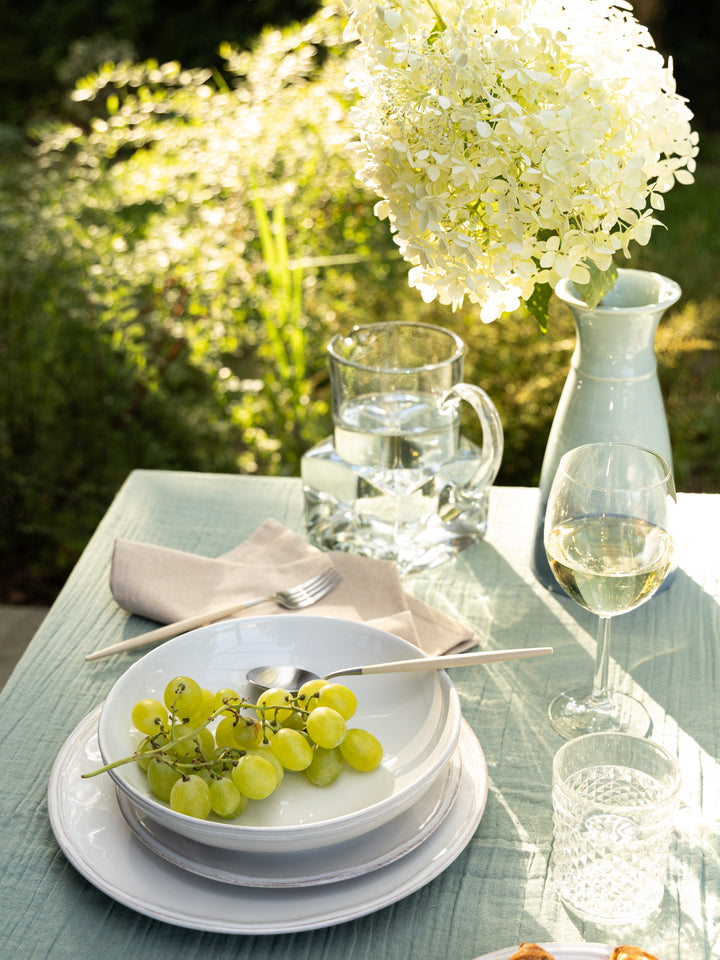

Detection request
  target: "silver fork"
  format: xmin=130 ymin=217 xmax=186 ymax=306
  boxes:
xmin=85 ymin=566 xmax=342 ymax=661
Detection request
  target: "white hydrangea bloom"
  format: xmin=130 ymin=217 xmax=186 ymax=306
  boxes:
xmin=343 ymin=0 xmax=698 ymax=321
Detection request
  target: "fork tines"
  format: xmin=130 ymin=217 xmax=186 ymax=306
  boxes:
xmin=289 ymin=567 xmax=342 ymax=601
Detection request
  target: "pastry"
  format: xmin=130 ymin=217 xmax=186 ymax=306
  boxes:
xmin=507 ymin=947 xmax=660 ymax=960
xmin=508 ymin=946 xmax=556 ymax=960
xmin=610 ymin=949 xmax=660 ymax=960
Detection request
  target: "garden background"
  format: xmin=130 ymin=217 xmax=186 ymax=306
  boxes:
xmin=1 ymin=0 xmax=718 ymax=605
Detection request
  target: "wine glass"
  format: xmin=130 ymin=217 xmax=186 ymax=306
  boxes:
xmin=544 ymin=441 xmax=676 ymax=739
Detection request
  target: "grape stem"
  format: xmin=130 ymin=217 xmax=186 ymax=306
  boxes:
xmin=82 ymin=706 xmax=230 ymax=779
xmin=83 ymin=698 xmax=311 ymax=779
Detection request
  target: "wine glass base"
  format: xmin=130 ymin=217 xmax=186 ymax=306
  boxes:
xmin=548 ymin=687 xmax=652 ymax=740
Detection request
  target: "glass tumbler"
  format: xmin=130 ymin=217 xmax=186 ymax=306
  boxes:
xmin=551 ymin=732 xmax=680 ymax=925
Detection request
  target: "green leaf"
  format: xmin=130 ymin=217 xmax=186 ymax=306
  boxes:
xmin=525 ymin=282 xmax=553 ymax=333
xmin=571 ymin=260 xmax=618 ymax=309
xmin=428 ymin=17 xmax=445 ymax=44
xmin=426 ymin=0 xmax=447 ymax=44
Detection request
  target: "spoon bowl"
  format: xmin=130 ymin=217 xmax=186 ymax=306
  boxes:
xmin=247 ymin=664 xmax=319 ymax=692
xmin=246 ymin=646 xmax=553 ymax=693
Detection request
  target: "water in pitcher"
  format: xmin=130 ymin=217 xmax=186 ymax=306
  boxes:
xmin=301 ymin=390 xmax=489 ymax=573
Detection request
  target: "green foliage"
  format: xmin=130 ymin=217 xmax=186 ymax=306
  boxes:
xmin=628 ymin=138 xmax=720 ymax=493
xmin=571 ymin=261 xmax=619 ymax=311
xmin=0 ymin=7 xmax=382 ymax=599
xmin=0 ymin=0 xmax=322 ymax=126
xmin=1 ymin=2 xmax=719 ymax=603
xmin=525 ymin=283 xmax=553 ymax=334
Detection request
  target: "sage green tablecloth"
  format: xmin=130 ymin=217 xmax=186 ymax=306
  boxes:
xmin=2 ymin=473 xmax=718 ymax=959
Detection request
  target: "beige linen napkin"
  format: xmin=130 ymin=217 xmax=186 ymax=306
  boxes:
xmin=109 ymin=519 xmax=476 ymax=656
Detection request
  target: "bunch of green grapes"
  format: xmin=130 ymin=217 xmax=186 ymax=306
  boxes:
xmin=93 ymin=674 xmax=384 ymax=822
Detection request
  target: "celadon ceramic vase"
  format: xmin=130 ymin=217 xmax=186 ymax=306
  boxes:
xmin=531 ymin=267 xmax=681 ymax=591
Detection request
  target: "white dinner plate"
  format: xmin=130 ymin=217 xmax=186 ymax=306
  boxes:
xmin=116 ymin=738 xmax=462 ymax=887
xmin=48 ymin=706 xmax=488 ymax=934
xmin=474 ymin=947 xmax=613 ymax=960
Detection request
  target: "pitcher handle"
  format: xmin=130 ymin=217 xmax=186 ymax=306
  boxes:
xmin=443 ymin=383 xmax=504 ymax=491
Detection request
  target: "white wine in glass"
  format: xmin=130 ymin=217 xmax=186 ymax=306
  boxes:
xmin=544 ymin=441 xmax=676 ymax=739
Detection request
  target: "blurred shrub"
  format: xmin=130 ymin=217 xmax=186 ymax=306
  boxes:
xmin=0 ymin=0 xmax=321 ymax=125
xmin=0 ymin=6 xmax=402 ymax=600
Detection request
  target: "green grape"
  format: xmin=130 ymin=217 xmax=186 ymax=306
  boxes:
xmin=147 ymin=758 xmax=182 ymax=802
xmin=231 ymin=754 xmax=279 ymax=800
xmin=304 ymin=746 xmax=344 ymax=787
xmin=194 ymin=726 xmax=215 ymax=756
xmin=163 ymin=675 xmax=203 ymax=720
xmin=188 ymin=687 xmax=216 ymax=727
xmin=166 ymin=723 xmax=202 ymax=760
xmin=244 ymin=746 xmax=285 ymax=785
xmin=256 ymin=687 xmax=294 ymax=725
xmin=296 ymin=677 xmax=327 ymax=707
xmin=278 ymin=709 xmax=305 ymax=732
xmin=170 ymin=774 xmax=212 ymax=819
xmin=215 ymin=716 xmax=239 ymax=749
xmin=232 ymin=717 xmax=264 ymax=750
xmin=269 ymin=728 xmax=313 ymax=771
xmin=131 ymin=698 xmax=169 ymax=735
xmin=228 ymin=794 xmax=249 ymax=818
xmin=339 ymin=728 xmax=383 ymax=771
xmin=170 ymin=724 xmax=214 ymax=768
xmin=209 ymin=776 xmax=247 ymax=818
xmin=213 ymin=687 xmax=242 ymax=715
xmin=215 ymin=716 xmax=263 ymax=750
xmin=317 ymin=683 xmax=357 ymax=721
xmin=210 ymin=747 xmax=236 ymax=774
xmin=135 ymin=733 xmax=167 ymax=771
xmin=306 ymin=706 xmax=347 ymax=749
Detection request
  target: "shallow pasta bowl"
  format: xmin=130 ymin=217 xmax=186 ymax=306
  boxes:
xmin=96 ymin=614 xmax=461 ymax=853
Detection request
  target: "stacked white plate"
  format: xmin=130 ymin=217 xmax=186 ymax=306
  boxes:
xmin=49 ymin=615 xmax=489 ymax=933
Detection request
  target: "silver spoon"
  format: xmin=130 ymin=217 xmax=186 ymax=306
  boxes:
xmin=246 ymin=646 xmax=553 ymax=693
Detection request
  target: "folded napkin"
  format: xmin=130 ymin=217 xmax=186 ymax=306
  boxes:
xmin=110 ymin=519 xmax=476 ymax=656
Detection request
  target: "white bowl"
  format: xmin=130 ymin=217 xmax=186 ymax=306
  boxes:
xmin=97 ymin=615 xmax=461 ymax=853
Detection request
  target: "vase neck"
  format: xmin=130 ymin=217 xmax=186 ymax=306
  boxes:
xmin=568 ymin=307 xmax=663 ymax=380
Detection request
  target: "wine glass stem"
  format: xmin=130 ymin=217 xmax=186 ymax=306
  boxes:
xmin=591 ymin=615 xmax=612 ymax=702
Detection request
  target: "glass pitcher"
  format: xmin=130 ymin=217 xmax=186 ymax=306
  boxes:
xmin=301 ymin=321 xmax=504 ymax=573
